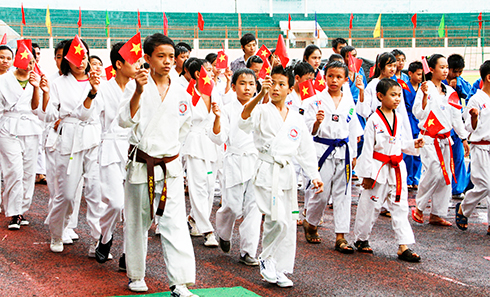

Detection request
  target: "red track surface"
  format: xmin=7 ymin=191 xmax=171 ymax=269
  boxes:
xmin=1 ymin=182 xmax=489 ymax=296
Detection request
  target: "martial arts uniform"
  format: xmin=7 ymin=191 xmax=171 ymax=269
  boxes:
xmin=238 ymin=102 xmax=321 ymax=274
xmin=460 ymin=89 xmax=490 ymax=224
xmin=209 ymin=96 xmax=261 ymax=258
xmin=354 ymin=108 xmax=417 ymax=245
xmin=0 ymin=71 xmax=42 ymax=218
xmin=403 ymin=81 xmax=422 ymax=187
xmin=304 ymin=91 xmax=362 ymax=232
xmin=118 ymin=76 xmax=195 ymax=286
xmin=413 ymin=82 xmax=469 ymax=218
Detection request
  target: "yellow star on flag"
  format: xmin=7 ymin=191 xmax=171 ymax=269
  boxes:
xmin=130 ymin=43 xmax=141 ymax=56
xmin=218 ymin=54 xmax=226 ymax=62
xmin=203 ymin=74 xmax=212 ymax=85
xmin=428 ymin=119 xmax=434 ymax=126
xmin=261 ymin=50 xmax=268 ymax=57
xmin=20 ymin=50 xmax=30 ymax=59
xmin=74 ymin=44 xmax=83 ymax=55
xmin=266 ymin=67 xmax=271 ymax=74
xmin=302 ymin=86 xmax=309 ymax=96
xmin=111 ymin=69 xmax=116 ymax=76
xmin=318 ymin=78 xmax=325 ymax=86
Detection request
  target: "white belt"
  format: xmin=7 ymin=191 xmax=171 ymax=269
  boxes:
xmin=101 ymin=132 xmax=129 ymax=140
xmin=3 ymin=111 xmax=37 ymax=121
xmin=61 ymin=117 xmax=98 ymax=175
xmin=225 ymin=146 xmax=255 ymax=156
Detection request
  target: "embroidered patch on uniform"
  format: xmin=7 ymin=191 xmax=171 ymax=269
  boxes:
xmin=349 ymin=107 xmax=354 ymax=115
xmin=440 ymin=105 xmax=445 ymax=111
xmin=299 ymin=108 xmax=305 ymax=115
xmin=389 ymin=136 xmax=396 ymax=144
xmin=370 ymin=195 xmax=378 ymax=202
xmin=482 ymin=103 xmax=487 ymax=109
xmin=288 ymin=126 xmax=300 ymax=140
xmin=286 ymin=100 xmax=293 ymax=106
xmin=315 ymin=100 xmax=321 ymax=106
xmin=179 ymin=101 xmax=188 ymax=115
xmin=346 ymin=115 xmax=351 ymax=123
xmin=332 ymin=114 xmax=340 ymax=122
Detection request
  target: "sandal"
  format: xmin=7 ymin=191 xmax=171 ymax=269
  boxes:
xmin=428 ymin=215 xmax=452 ymax=227
xmin=302 ymin=220 xmax=321 ymax=244
xmin=335 ymin=238 xmax=354 ymax=254
xmin=411 ymin=208 xmax=424 ymax=224
xmin=354 ymin=240 xmax=373 ymax=253
xmin=398 ymin=248 xmax=421 ymax=262
xmin=454 ymin=202 xmax=468 ymax=231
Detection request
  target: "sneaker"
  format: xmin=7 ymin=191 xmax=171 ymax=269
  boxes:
xmin=187 ymin=216 xmax=202 ymax=237
xmin=276 ymin=271 xmax=293 ymax=287
xmin=128 ymin=278 xmax=148 ymax=292
xmin=259 ymin=257 xmax=277 ymax=283
xmin=171 ymin=284 xmax=198 ymax=297
xmin=8 ymin=215 xmax=21 ymax=230
xmin=119 ymin=253 xmax=127 ymax=272
xmin=62 ymin=231 xmax=73 ymax=245
xmin=65 ymin=228 xmax=79 ymax=240
xmin=19 ymin=215 xmax=29 ymax=226
xmin=50 ymin=237 xmax=64 ymax=253
xmin=219 ymin=237 xmax=230 ymax=253
xmin=204 ymin=232 xmax=219 ymax=247
xmin=239 ymin=253 xmax=259 ymax=266
xmin=88 ymin=240 xmax=113 ymax=260
xmin=95 ymin=235 xmax=113 ymax=264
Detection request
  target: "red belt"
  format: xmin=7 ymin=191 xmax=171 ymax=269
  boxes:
xmin=470 ymin=140 xmax=490 ymax=145
xmin=372 ymin=151 xmax=403 ymax=202
xmin=429 ymin=132 xmax=456 ymax=185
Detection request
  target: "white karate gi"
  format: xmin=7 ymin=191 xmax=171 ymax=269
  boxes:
xmin=461 ymin=90 xmax=490 ymax=223
xmin=209 ymin=96 xmax=261 ymax=258
xmin=354 ymin=109 xmax=417 ymax=245
xmin=118 ymin=75 xmax=195 ymax=286
xmin=304 ymin=92 xmax=363 ymax=232
xmin=238 ymin=102 xmax=321 ymax=274
xmin=0 ymin=71 xmax=42 ymax=217
xmin=413 ymin=82 xmax=468 ymax=218
xmin=181 ymin=88 xmax=221 ymax=234
xmin=97 ymin=78 xmax=133 ymax=244
xmin=42 ymin=73 xmax=102 ymax=240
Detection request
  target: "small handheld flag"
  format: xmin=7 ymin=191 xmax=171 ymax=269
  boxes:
xmin=448 ymin=91 xmax=462 ymax=110
xmin=421 ymin=56 xmax=430 ymax=75
xmin=105 ymin=66 xmax=116 ymax=80
xmin=313 ymin=72 xmax=326 ymax=92
xmin=397 ymin=79 xmax=411 ymax=93
xmin=216 ymin=50 xmax=228 ymax=69
xmin=0 ymin=33 xmax=6 ymax=45
xmin=348 ymin=52 xmax=363 ymax=73
xmin=275 ymin=35 xmax=289 ymax=68
xmin=64 ymin=35 xmax=87 ymax=67
xmin=256 ymin=44 xmax=271 ymax=61
xmin=198 ymin=66 xmax=214 ymax=96
xmin=423 ymin=111 xmax=444 ymax=137
xmin=13 ymin=41 xmax=34 ymax=70
xmin=258 ymin=58 xmax=271 ymax=80
xmin=299 ymin=79 xmax=316 ymax=101
xmin=118 ymin=32 xmax=143 ymax=65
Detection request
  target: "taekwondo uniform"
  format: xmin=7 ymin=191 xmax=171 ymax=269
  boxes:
xmin=238 ymin=102 xmax=321 ymax=274
xmin=403 ymin=81 xmax=422 ymax=187
xmin=354 ymin=108 xmax=417 ymax=245
xmin=413 ymin=82 xmax=469 ymax=218
xmin=118 ymin=76 xmax=195 ymax=286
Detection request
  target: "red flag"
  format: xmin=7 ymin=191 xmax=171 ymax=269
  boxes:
xmin=369 ymin=65 xmax=375 ymax=78
xmin=275 ymin=35 xmax=289 ymax=68
xmin=256 ymin=44 xmax=271 ymax=61
xmin=423 ymin=111 xmax=444 ymax=137
xmin=313 ymin=72 xmax=326 ymax=92
xmin=348 ymin=52 xmax=362 ymax=73
xmin=448 ymin=91 xmax=462 ymax=110
xmin=64 ymin=35 xmax=87 ymax=67
xmin=13 ymin=42 xmax=33 ymax=70
xmin=299 ymin=79 xmax=316 ymax=101
xmin=77 ymin=7 xmax=82 ymax=28
xmin=198 ymin=65 xmax=214 ymax=96
xmin=349 ymin=13 xmax=354 ymax=30
xmin=163 ymin=12 xmax=169 ymax=35
xmin=33 ymin=63 xmax=43 ymax=76
xmin=186 ymin=79 xmax=201 ymax=106
xmin=118 ymin=32 xmax=143 ymax=65
xmin=421 ymin=56 xmax=430 ymax=74
xmin=411 ymin=13 xmax=417 ymax=29
xmin=21 ymin=3 xmax=26 ymax=25
xmin=478 ymin=12 xmax=483 ymax=31
xmin=258 ymin=58 xmax=271 ymax=79
xmin=18 ymin=39 xmax=32 ymax=51
xmin=216 ymin=50 xmax=228 ymax=69
xmin=480 ymin=79 xmax=483 ymax=89
xmin=105 ymin=65 xmax=116 ymax=80
xmin=397 ymin=79 xmax=411 ymax=93
xmin=137 ymin=9 xmax=141 ymax=29
xmin=0 ymin=33 xmax=7 ymax=45
xmin=198 ymin=13 xmax=204 ymax=31
xmin=288 ymin=14 xmax=291 ymax=31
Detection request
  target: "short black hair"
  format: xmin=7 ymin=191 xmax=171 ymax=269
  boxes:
xmin=391 ymin=49 xmax=405 ymax=59
xmin=143 ymin=33 xmax=175 ymax=57
xmin=110 ymin=42 xmax=125 ymax=69
xmin=240 ymin=33 xmax=256 ymax=47
xmin=246 ymin=55 xmax=263 ymax=68
xmin=176 ymin=42 xmax=192 ymax=52
xmin=408 ymin=61 xmax=423 ymax=73
xmin=303 ymin=44 xmax=321 ymax=62
xmin=328 ymin=54 xmax=344 ymax=63
xmin=480 ymin=60 xmax=490 ymax=81
xmin=60 ymin=38 xmax=90 ymax=76
xmin=232 ymin=68 xmax=256 ymax=85
xmin=205 ymin=53 xmax=217 ymax=65
xmin=176 ymin=45 xmax=190 ymax=58
xmin=293 ymin=61 xmax=314 ymax=78
xmin=324 ymin=60 xmax=349 ymax=78
xmin=332 ymin=38 xmax=347 ymax=49
xmin=181 ymin=57 xmax=198 ymax=76
xmin=188 ymin=58 xmax=209 ymax=80
xmin=447 ymin=54 xmax=465 ymax=70
xmin=373 ymin=52 xmax=397 ymax=79
xmin=270 ymin=65 xmax=294 ymax=88
xmin=0 ymin=45 xmax=13 ymax=57
xmin=425 ymin=54 xmax=445 ymax=81
xmin=32 ymin=43 xmax=40 ymax=49
xmin=89 ymin=55 xmax=103 ymax=65
xmin=54 ymin=40 xmax=68 ymax=56
xmin=376 ymin=78 xmax=400 ymax=97
xmin=340 ymin=45 xmax=355 ymax=60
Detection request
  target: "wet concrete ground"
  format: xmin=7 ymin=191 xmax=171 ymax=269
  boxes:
xmin=0 ymin=181 xmax=489 ymax=296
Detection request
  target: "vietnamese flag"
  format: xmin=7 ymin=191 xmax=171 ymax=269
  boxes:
xmin=448 ymin=91 xmax=462 ymax=110
xmin=77 ymin=7 xmax=82 ymax=28
xmin=21 ymin=3 xmax=26 ymax=25
xmin=423 ymin=111 xmax=444 ymax=137
xmin=258 ymin=57 xmax=271 ymax=79
xmin=421 ymin=56 xmax=430 ymax=75
xmin=198 ymin=13 xmax=204 ymax=31
xmin=313 ymin=72 xmax=326 ymax=92
xmin=198 ymin=65 xmax=214 ymax=96
xmin=13 ymin=42 xmax=33 ymax=70
xmin=0 ymin=33 xmax=7 ymax=45
xmin=119 ymin=32 xmax=142 ymax=65
xmin=397 ymin=79 xmax=411 ymax=93
xmin=216 ymin=50 xmax=228 ymax=69
xmin=256 ymin=44 xmax=271 ymax=61
xmin=480 ymin=79 xmax=483 ymax=89
xmin=411 ymin=13 xmax=417 ymax=29
xmin=186 ymin=79 xmax=201 ymax=106
xmin=275 ymin=34 xmax=289 ymax=68
xmin=163 ymin=12 xmax=169 ymax=35
xmin=369 ymin=65 xmax=375 ymax=78
xmin=65 ymin=35 xmax=87 ymax=67
xmin=348 ymin=52 xmax=362 ymax=73
xmin=105 ymin=65 xmax=116 ymax=80
xmin=299 ymin=79 xmax=316 ymax=101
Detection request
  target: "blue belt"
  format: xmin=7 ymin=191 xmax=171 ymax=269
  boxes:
xmin=313 ymin=136 xmax=350 ymax=194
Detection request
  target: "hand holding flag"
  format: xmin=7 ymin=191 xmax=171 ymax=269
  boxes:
xmin=118 ymin=32 xmax=142 ymax=65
